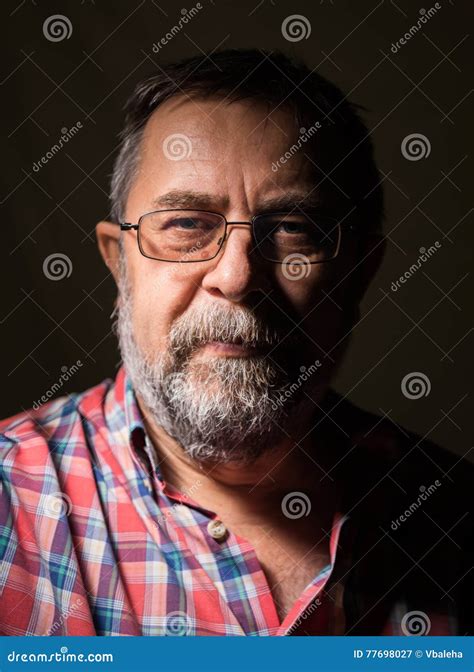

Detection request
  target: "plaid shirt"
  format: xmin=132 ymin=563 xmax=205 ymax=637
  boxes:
xmin=0 ymin=366 xmax=471 ymax=636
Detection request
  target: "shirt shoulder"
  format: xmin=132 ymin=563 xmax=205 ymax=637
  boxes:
xmin=326 ymin=388 xmax=472 ymax=570
xmin=0 ymin=377 xmax=113 ymax=466
xmin=324 ymin=392 xmax=473 ymax=633
xmin=326 ymin=389 xmax=473 ymax=490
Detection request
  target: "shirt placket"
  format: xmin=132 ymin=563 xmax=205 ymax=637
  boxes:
xmin=128 ymin=430 xmax=251 ymax=635
xmin=277 ymin=512 xmax=349 ymax=635
xmin=121 ymin=375 xmax=351 ymax=637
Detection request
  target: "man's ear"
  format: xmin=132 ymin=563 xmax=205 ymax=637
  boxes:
xmin=352 ymin=233 xmax=387 ymax=305
xmin=96 ymin=221 xmax=121 ymax=282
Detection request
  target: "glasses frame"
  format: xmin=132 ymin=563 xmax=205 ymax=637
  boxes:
xmin=120 ymin=208 xmax=356 ymax=264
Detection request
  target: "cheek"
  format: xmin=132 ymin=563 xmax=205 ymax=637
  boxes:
xmin=129 ymin=263 xmax=204 ymax=351
xmin=276 ymin=265 xmax=349 ymax=351
xmin=275 ymin=263 xmax=332 ymax=313
xmin=300 ymin=303 xmax=346 ymax=355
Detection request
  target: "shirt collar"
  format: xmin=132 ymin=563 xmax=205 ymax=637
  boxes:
xmin=112 ymin=364 xmax=362 ymax=513
xmin=109 ymin=365 xmax=162 ymax=480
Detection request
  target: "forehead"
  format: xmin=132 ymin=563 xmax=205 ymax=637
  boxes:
xmin=142 ymin=93 xmax=300 ymax=157
xmin=131 ymin=94 xmax=318 ymax=209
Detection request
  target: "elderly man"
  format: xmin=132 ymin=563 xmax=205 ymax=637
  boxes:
xmin=0 ymin=49 xmax=471 ymax=636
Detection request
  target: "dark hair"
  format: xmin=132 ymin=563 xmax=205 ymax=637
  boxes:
xmin=110 ymin=48 xmax=383 ymax=232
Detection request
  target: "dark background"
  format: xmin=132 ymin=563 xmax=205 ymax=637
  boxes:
xmin=1 ymin=0 xmax=473 ymax=461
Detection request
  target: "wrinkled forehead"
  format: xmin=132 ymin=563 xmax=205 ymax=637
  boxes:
xmin=141 ymin=93 xmax=303 ymax=160
xmin=129 ymin=94 xmax=322 ymax=210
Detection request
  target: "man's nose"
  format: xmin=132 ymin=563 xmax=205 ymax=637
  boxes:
xmin=201 ymin=223 xmax=272 ymax=303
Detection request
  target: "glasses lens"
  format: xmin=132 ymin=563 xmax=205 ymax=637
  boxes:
xmin=253 ymin=213 xmax=340 ymax=263
xmin=139 ymin=210 xmax=225 ymax=261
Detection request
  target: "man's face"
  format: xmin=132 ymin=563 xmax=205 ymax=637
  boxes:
xmin=105 ymin=95 xmax=362 ymax=463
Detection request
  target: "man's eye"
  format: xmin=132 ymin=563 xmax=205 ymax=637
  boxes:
xmin=276 ymin=221 xmax=307 ymax=234
xmin=169 ymin=218 xmax=200 ymax=229
xmin=271 ymin=218 xmax=312 ymax=236
xmin=162 ymin=217 xmax=217 ymax=232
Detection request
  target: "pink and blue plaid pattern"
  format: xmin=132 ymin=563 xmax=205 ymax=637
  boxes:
xmin=0 ymin=367 xmax=467 ymax=635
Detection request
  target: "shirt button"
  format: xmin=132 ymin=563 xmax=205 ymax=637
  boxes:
xmin=207 ymin=519 xmax=227 ymax=541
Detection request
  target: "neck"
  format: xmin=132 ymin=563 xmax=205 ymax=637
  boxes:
xmin=136 ymin=393 xmax=339 ymax=516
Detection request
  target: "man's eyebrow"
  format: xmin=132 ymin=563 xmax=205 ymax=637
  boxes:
xmin=151 ymin=191 xmax=229 ymax=211
xmin=150 ymin=190 xmax=321 ymax=213
xmin=256 ymin=193 xmax=322 ymax=213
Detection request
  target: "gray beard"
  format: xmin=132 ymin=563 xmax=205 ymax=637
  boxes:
xmin=114 ymin=255 xmax=322 ymax=464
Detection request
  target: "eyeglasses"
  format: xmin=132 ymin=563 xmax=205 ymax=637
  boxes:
xmin=120 ymin=209 xmax=355 ymax=264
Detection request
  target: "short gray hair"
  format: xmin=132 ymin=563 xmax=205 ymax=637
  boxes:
xmin=109 ymin=48 xmax=384 ymax=232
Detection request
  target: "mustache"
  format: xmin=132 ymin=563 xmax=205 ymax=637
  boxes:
xmin=168 ymin=303 xmax=301 ymax=354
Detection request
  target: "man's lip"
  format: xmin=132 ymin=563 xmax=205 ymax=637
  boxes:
xmin=197 ymin=340 xmax=264 ymax=355
xmin=204 ymin=340 xmax=254 ymax=348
